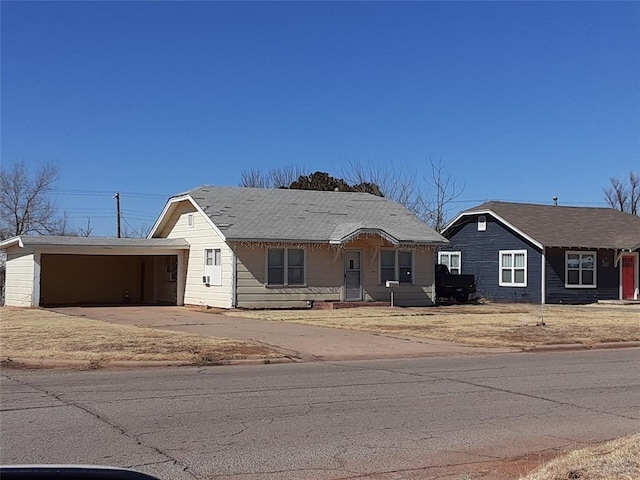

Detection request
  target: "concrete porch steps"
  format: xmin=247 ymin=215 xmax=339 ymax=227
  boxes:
xmin=312 ymin=301 xmax=391 ymax=310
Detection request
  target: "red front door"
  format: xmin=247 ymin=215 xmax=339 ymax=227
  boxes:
xmin=621 ymin=256 xmax=636 ymax=299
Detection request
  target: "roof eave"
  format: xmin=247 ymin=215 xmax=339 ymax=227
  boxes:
xmin=0 ymin=236 xmax=24 ymax=249
xmin=334 ymin=228 xmax=400 ymax=246
xmin=148 ymin=194 xmax=227 ymax=242
xmin=442 ymin=209 xmax=543 ymax=249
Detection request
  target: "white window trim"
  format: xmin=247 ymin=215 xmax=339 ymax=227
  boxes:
xmin=379 ymin=249 xmax=414 ymax=285
xmin=438 ymin=251 xmax=461 ymax=274
xmin=565 ymin=250 xmax=597 ymax=289
xmin=478 ymin=215 xmax=487 ymax=231
xmin=499 ymin=250 xmax=527 ymax=287
xmin=187 ymin=213 xmax=194 ymax=229
xmin=265 ymin=247 xmax=307 ymax=287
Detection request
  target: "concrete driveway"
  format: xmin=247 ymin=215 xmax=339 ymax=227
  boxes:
xmin=53 ymin=306 xmax=515 ymax=361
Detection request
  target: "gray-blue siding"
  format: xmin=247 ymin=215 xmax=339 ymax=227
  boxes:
xmin=545 ymin=248 xmax=619 ymax=303
xmin=443 ymin=215 xmax=623 ymax=304
xmin=442 ymin=216 xmax=542 ymax=303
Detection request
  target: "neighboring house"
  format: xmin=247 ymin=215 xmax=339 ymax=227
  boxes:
xmin=0 ymin=186 xmax=447 ymax=308
xmin=439 ymin=201 xmax=640 ymax=304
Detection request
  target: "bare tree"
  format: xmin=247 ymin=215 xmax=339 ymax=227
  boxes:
xmin=269 ymin=165 xmax=309 ymax=188
xmin=239 ymin=168 xmax=270 ymax=188
xmin=342 ymin=159 xmax=463 ymax=230
xmin=604 ymin=171 xmax=639 ymax=215
xmin=121 ymin=217 xmax=149 ymax=238
xmin=0 ymin=160 xmax=72 ymax=239
xmin=424 ymin=159 xmax=464 ymax=231
xmin=239 ymin=165 xmax=309 ymax=189
xmin=342 ymin=160 xmax=430 ymax=220
xmin=78 ymin=217 xmax=94 ymax=237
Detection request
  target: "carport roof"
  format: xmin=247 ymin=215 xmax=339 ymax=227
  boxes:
xmin=0 ymin=235 xmax=190 ymax=250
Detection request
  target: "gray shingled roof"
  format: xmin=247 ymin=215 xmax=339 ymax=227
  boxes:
xmin=184 ymin=186 xmax=447 ymax=245
xmin=0 ymin=235 xmax=189 ymax=249
xmin=455 ymin=201 xmax=640 ymax=250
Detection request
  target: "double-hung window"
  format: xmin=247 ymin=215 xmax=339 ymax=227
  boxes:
xmin=499 ymin=250 xmax=527 ymax=287
xmin=267 ymin=248 xmax=305 ymax=286
xmin=380 ymin=250 xmax=413 ymax=284
xmin=398 ymin=251 xmax=413 ymax=283
xmin=565 ymin=251 xmax=596 ymax=288
xmin=438 ymin=251 xmax=461 ymax=274
xmin=381 ymin=251 xmax=396 ymax=284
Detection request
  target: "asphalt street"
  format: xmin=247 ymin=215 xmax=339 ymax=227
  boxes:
xmin=1 ymin=349 xmax=639 ymax=480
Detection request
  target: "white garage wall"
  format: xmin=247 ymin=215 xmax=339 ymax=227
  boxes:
xmin=5 ymin=250 xmax=36 ymax=307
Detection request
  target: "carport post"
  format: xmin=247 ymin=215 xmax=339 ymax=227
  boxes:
xmin=177 ymin=251 xmax=186 ymax=306
xmin=32 ymin=251 xmax=41 ymax=307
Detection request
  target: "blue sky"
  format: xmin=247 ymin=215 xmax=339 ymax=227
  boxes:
xmin=2 ymin=1 xmax=639 ymax=237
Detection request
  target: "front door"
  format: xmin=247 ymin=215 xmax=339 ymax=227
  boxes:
xmin=344 ymin=251 xmax=362 ymax=301
xmin=621 ymin=255 xmax=637 ymax=299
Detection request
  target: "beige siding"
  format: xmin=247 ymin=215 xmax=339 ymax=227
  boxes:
xmin=5 ymin=250 xmax=35 ymax=307
xmin=235 ymin=244 xmax=342 ymax=308
xmin=235 ymin=240 xmax=436 ymax=308
xmin=161 ymin=201 xmax=233 ymax=308
xmin=363 ymin=246 xmax=436 ymax=306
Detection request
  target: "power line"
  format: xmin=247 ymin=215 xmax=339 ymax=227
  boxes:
xmin=50 ymin=189 xmax=169 ymax=199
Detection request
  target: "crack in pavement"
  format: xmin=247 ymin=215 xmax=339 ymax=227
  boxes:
xmin=47 ymin=377 xmax=451 ymax=407
xmin=2 ymin=373 xmax=200 ymax=479
xmin=324 ymin=361 xmax=640 ymax=422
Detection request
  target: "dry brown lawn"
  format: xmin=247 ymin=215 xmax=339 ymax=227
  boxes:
xmin=0 ymin=307 xmax=282 ymax=364
xmin=226 ymin=303 xmax=640 ymax=348
xmin=520 ymin=434 xmax=640 ymax=480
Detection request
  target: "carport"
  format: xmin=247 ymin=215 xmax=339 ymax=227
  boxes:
xmin=0 ymin=236 xmax=190 ymax=307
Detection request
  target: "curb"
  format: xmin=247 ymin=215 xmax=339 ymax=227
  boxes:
xmin=3 ymin=342 xmax=639 ymax=370
xmin=0 ymin=356 xmax=297 ymax=370
xmin=523 ymin=341 xmax=640 ymax=353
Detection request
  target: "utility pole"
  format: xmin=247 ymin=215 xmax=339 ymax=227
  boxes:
xmin=114 ymin=192 xmax=121 ymax=238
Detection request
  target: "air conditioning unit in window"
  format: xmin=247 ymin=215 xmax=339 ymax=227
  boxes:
xmin=202 ymin=276 xmax=210 ymax=285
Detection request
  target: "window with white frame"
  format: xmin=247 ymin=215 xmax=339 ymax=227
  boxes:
xmin=380 ymin=250 xmax=414 ymax=284
xmin=565 ymin=251 xmax=596 ymax=288
xmin=204 ymin=248 xmax=222 ymax=286
xmin=499 ymin=250 xmax=527 ymax=287
xmin=478 ymin=215 xmax=487 ymax=231
xmin=267 ymin=248 xmax=305 ymax=286
xmin=187 ymin=213 xmax=194 ymax=228
xmin=438 ymin=251 xmax=461 ymax=274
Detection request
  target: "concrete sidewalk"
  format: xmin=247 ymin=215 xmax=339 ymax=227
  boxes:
xmin=53 ymin=306 xmax=516 ymax=361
